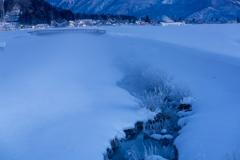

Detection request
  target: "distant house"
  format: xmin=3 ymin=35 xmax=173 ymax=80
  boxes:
xmin=34 ymin=24 xmax=49 ymax=29
xmin=116 ymin=20 xmax=125 ymax=25
xmin=4 ymin=23 xmax=16 ymax=30
xmin=69 ymin=21 xmax=78 ymax=27
xmin=95 ymin=20 xmax=101 ymax=23
xmin=81 ymin=19 xmax=93 ymax=25
xmin=59 ymin=21 xmax=69 ymax=27
xmin=220 ymin=19 xmax=228 ymax=23
xmin=135 ymin=21 xmax=147 ymax=25
xmin=135 ymin=21 xmax=142 ymax=25
xmin=228 ymin=20 xmax=237 ymax=23
xmin=106 ymin=20 xmax=113 ymax=25
xmin=24 ymin=25 xmax=33 ymax=29
xmin=97 ymin=20 xmax=112 ymax=26
xmin=74 ymin=19 xmax=97 ymax=26
xmin=51 ymin=21 xmax=59 ymax=28
xmin=75 ymin=20 xmax=84 ymax=26
xmin=108 ymin=19 xmax=116 ymax=24
xmin=160 ymin=22 xmax=185 ymax=26
xmin=0 ymin=23 xmax=5 ymax=30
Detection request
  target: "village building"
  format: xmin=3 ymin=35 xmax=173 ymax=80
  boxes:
xmin=34 ymin=24 xmax=49 ymax=29
xmin=135 ymin=21 xmax=142 ymax=25
xmin=23 ymin=25 xmax=33 ymax=29
xmin=4 ymin=23 xmax=16 ymax=30
xmin=69 ymin=21 xmax=78 ymax=27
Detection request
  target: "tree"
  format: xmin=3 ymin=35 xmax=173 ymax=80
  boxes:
xmin=237 ymin=17 xmax=240 ymax=23
xmin=18 ymin=0 xmax=75 ymax=24
xmin=145 ymin=15 xmax=150 ymax=23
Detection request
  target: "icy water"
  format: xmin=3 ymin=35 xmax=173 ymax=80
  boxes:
xmin=109 ymin=74 xmax=179 ymax=160
xmin=110 ymin=131 xmax=177 ymax=160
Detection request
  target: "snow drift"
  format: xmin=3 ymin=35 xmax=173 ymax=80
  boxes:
xmin=0 ymin=24 xmax=240 ymax=160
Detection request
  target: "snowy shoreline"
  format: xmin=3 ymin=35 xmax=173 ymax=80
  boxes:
xmin=0 ymin=24 xmax=240 ymax=160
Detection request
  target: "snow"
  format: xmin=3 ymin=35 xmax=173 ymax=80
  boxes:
xmin=177 ymin=111 xmax=194 ymax=118
xmin=151 ymin=134 xmax=173 ymax=140
xmin=161 ymin=22 xmax=184 ymax=26
xmin=0 ymin=30 xmax=154 ymax=160
xmin=35 ymin=24 xmax=48 ymax=27
xmin=162 ymin=0 xmax=172 ymax=4
xmin=0 ymin=23 xmax=240 ymax=160
xmin=161 ymin=129 xmax=167 ymax=134
xmin=0 ymin=42 xmax=6 ymax=47
xmin=116 ymin=130 xmax=126 ymax=139
xmin=146 ymin=155 xmax=168 ymax=160
xmin=180 ymin=96 xmax=195 ymax=104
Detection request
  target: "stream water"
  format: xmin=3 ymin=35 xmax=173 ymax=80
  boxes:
xmin=108 ymin=121 xmax=178 ymax=160
xmin=106 ymin=73 xmax=188 ymax=160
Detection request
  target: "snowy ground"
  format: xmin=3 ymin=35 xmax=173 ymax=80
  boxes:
xmin=0 ymin=24 xmax=240 ymax=160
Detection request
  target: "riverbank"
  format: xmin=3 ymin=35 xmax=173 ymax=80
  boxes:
xmin=0 ymin=24 xmax=240 ymax=160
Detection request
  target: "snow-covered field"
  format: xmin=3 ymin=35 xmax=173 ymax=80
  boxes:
xmin=0 ymin=24 xmax=240 ymax=160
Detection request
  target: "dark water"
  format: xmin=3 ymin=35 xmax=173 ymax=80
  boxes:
xmin=108 ymin=75 xmax=179 ymax=160
xmin=109 ymin=131 xmax=177 ymax=160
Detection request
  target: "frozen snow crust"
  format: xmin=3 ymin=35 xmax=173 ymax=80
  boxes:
xmin=0 ymin=24 xmax=240 ymax=160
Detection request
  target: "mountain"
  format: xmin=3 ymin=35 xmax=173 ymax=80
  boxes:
xmin=1 ymin=0 xmax=75 ymax=24
xmin=45 ymin=0 xmax=63 ymax=5
xmin=53 ymin=0 xmax=240 ymax=19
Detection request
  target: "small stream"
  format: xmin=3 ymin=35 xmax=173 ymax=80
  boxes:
xmin=107 ymin=119 xmax=178 ymax=160
xmin=105 ymin=72 xmax=192 ymax=160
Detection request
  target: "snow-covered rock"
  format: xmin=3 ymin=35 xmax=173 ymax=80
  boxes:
xmin=161 ymin=129 xmax=167 ymax=134
xmin=151 ymin=134 xmax=173 ymax=140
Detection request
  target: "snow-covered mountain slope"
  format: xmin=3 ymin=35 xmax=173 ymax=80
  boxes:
xmin=54 ymin=0 xmax=240 ymax=19
xmin=0 ymin=24 xmax=240 ymax=160
xmin=186 ymin=0 xmax=240 ymax=20
xmin=186 ymin=7 xmax=224 ymax=20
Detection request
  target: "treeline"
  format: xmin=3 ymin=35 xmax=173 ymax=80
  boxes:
xmin=75 ymin=13 xmax=137 ymax=21
xmin=2 ymin=0 xmax=138 ymax=25
xmin=3 ymin=0 xmax=75 ymax=25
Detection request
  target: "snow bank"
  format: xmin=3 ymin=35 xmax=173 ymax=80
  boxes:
xmin=151 ymin=134 xmax=173 ymax=140
xmin=0 ymin=42 xmax=6 ymax=47
xmin=145 ymin=155 xmax=168 ymax=160
xmin=177 ymin=111 xmax=194 ymax=118
xmin=0 ymin=24 xmax=240 ymax=160
xmin=101 ymin=24 xmax=240 ymax=160
xmin=0 ymin=30 xmax=154 ymax=160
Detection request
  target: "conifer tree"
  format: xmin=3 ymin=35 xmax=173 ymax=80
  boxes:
xmin=237 ymin=17 xmax=240 ymax=23
xmin=145 ymin=15 xmax=150 ymax=23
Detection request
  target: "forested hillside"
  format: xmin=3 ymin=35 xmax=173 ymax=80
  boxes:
xmin=1 ymin=0 xmax=75 ymax=24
